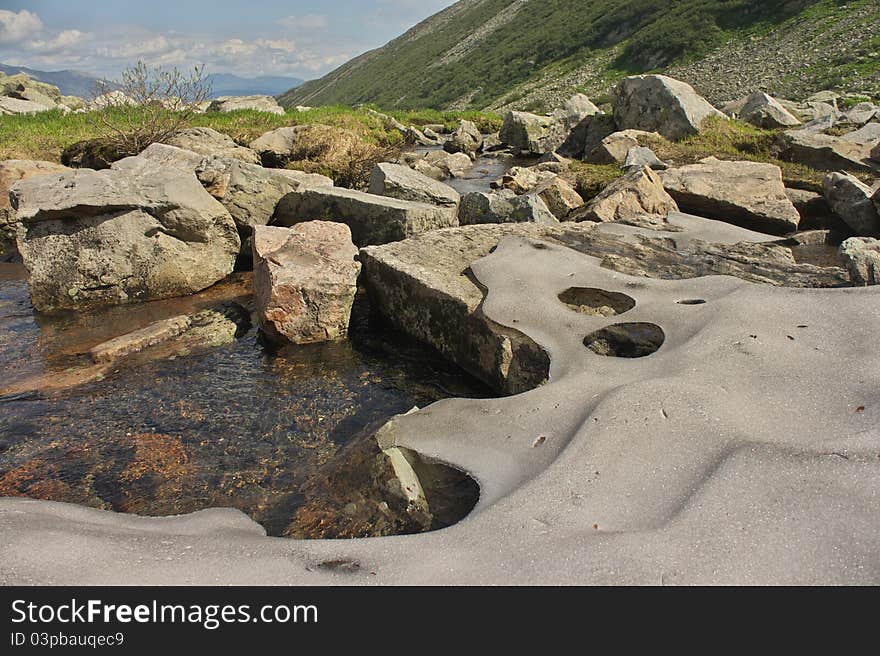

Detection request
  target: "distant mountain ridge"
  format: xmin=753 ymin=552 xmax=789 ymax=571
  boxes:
xmin=0 ymin=64 xmax=303 ymax=100
xmin=279 ymin=0 xmax=880 ymax=112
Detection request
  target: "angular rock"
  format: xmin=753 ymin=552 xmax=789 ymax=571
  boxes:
xmin=443 ymin=120 xmax=483 ymax=158
xmin=624 ymin=146 xmax=667 ymax=171
xmin=611 ymin=74 xmax=726 ymax=141
xmin=840 ymin=103 xmax=879 ymax=127
xmin=368 ymin=163 xmax=460 ymax=208
xmin=552 ymin=93 xmax=601 ymax=131
xmin=736 ymin=91 xmax=802 ymax=129
xmin=659 ymin=158 xmax=800 ymax=235
xmin=10 ymin=162 xmax=240 ymax=312
xmin=873 ymin=142 xmax=880 ymax=162
xmin=574 ymin=166 xmax=677 ymax=224
xmin=207 ymin=95 xmax=285 ymax=115
xmin=778 ymin=129 xmax=875 ymax=172
xmin=499 ymin=111 xmax=566 ymax=155
xmin=248 ymin=126 xmax=309 ymax=167
xmin=87 ymin=91 xmax=135 ymax=110
xmin=0 ymin=160 xmax=70 ymax=254
xmin=0 ymin=97 xmax=54 ymax=115
xmin=166 ymin=127 xmax=260 ymax=165
xmin=405 ymin=150 xmax=473 ymax=180
xmin=458 ymin=191 xmax=558 ymax=226
xmin=839 ymin=237 xmax=880 ymax=285
xmin=785 ymin=188 xmax=845 ymax=231
xmin=823 ymin=172 xmax=880 ymax=236
xmin=274 ymin=186 xmax=458 ymax=246
xmin=533 ymin=177 xmax=584 ymax=219
xmin=491 ymin=166 xmax=557 ymax=194
xmin=558 ymin=113 xmax=617 ymax=159
xmin=112 ymin=143 xmax=204 ymax=175
xmin=841 ymin=122 xmax=880 ymax=146
xmin=253 ymin=222 xmax=360 ymax=343
xmin=587 ymin=130 xmax=660 ymax=165
xmin=360 ymin=218 xmax=847 ymax=394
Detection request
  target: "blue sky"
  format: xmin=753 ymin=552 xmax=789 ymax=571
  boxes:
xmin=0 ymin=1 xmax=454 ymax=79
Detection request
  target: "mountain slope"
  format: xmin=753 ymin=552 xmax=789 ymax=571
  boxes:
xmin=0 ymin=64 xmax=103 ymax=98
xmin=280 ymin=0 xmax=880 ymax=111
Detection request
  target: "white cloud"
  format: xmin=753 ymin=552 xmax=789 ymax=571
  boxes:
xmin=0 ymin=9 xmax=43 ymax=44
xmin=276 ymin=14 xmax=329 ymax=31
xmin=29 ymin=29 xmax=89 ymax=53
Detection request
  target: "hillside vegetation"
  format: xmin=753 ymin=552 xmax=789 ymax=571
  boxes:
xmin=280 ymin=0 xmax=880 ymax=112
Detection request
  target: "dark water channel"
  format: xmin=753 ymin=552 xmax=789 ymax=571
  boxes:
xmin=0 ymin=264 xmax=488 ymax=538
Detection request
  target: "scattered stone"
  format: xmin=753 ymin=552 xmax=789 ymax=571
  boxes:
xmin=253 ymin=222 xmax=360 ymax=344
xmin=166 ymin=127 xmax=261 ymax=165
xmin=206 ymin=95 xmax=285 ymax=115
xmin=405 ymin=126 xmax=438 ymax=146
xmin=839 ymin=237 xmax=880 ymax=285
xmin=87 ymin=91 xmax=135 ymax=110
xmin=823 ymin=172 xmax=880 ymax=236
xmin=840 ymin=102 xmax=880 ymax=127
xmin=458 ymin=191 xmax=558 ymax=226
xmin=368 ymin=163 xmax=460 ymax=208
xmin=499 ymin=111 xmax=566 ymax=155
xmin=778 ymin=128 xmax=875 ymax=172
xmin=611 ymin=74 xmax=726 ymax=141
xmin=533 ymin=177 xmax=585 ymax=219
xmin=274 ymin=186 xmax=457 ymax=246
xmin=491 ymin=166 xmax=557 ymax=194
xmin=10 ymin=161 xmax=240 ymax=311
xmin=841 ymin=122 xmax=880 ymax=146
xmin=587 ymin=130 xmax=660 ymax=165
xmin=624 ymin=146 xmax=668 ymax=171
xmin=405 ymin=150 xmax=474 ymax=180
xmin=659 ymin=157 xmax=800 ymax=235
xmin=443 ymin=120 xmax=483 ymax=158
xmin=574 ymin=166 xmax=677 ymax=224
xmin=0 ymin=160 xmax=70 ymax=254
xmin=735 ymin=91 xmax=802 ymax=129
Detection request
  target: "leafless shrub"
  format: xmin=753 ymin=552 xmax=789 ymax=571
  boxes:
xmin=89 ymin=61 xmax=212 ymax=157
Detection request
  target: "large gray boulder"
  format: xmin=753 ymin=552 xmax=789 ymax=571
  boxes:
xmin=734 ymin=91 xmax=802 ymax=129
xmin=458 ymin=191 xmax=558 ymax=226
xmin=611 ymin=74 xmax=726 ymax=141
xmin=499 ymin=111 xmax=567 ymax=155
xmin=532 ymin=177 xmax=585 ymax=219
xmin=404 ymin=150 xmax=474 ymax=180
xmin=274 ymin=186 xmax=458 ymax=246
xmin=248 ymin=126 xmax=307 ymax=167
xmin=253 ymin=222 xmax=360 ymax=344
xmin=491 ymin=166 xmax=558 ymax=194
xmin=166 ymin=127 xmax=261 ymax=165
xmin=10 ymin=161 xmax=240 ymax=312
xmin=552 ymin=93 xmax=601 ymax=130
xmin=823 ymin=172 xmax=880 ymax=236
xmin=0 ymin=160 xmax=70 ymax=255
xmin=206 ymin=95 xmax=285 ymax=115
xmin=659 ymin=158 xmax=801 ymax=235
xmin=443 ymin=120 xmax=483 ymax=158
xmin=839 ymin=237 xmax=880 ymax=286
xmin=778 ymin=129 xmax=876 ymax=172
xmin=624 ymin=146 xmax=668 ymax=171
xmin=0 ymin=96 xmax=55 ymax=115
xmin=575 ymin=166 xmax=677 ymax=224
xmin=558 ymin=113 xmax=617 ymax=159
xmin=369 ymin=163 xmax=460 ymax=208
xmin=587 ymin=130 xmax=660 ymax=165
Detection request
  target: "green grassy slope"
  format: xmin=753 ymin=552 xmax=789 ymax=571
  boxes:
xmin=279 ymin=0 xmax=880 ymax=111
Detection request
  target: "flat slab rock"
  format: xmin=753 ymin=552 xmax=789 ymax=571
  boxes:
xmin=360 ymin=214 xmax=848 ymax=394
xmin=660 ymin=157 xmax=801 ymax=235
xmin=274 ymin=186 xmax=458 ymax=246
xmin=253 ymin=222 xmax=361 ymax=344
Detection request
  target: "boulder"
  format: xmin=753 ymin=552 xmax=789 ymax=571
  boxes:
xmin=443 ymin=120 xmax=483 ymax=157
xmin=873 ymin=142 xmax=880 ymax=162
xmin=778 ymin=129 xmax=875 ymax=172
xmin=532 ymin=177 xmax=584 ymax=219
xmin=841 ymin=122 xmax=880 ymax=146
xmin=574 ymin=166 xmax=678 ymax=224
xmin=499 ymin=111 xmax=566 ymax=155
xmin=253 ymin=222 xmax=360 ymax=344
xmin=558 ymin=113 xmax=617 ymax=159
xmin=360 ymin=218 xmax=847 ymax=394
xmin=0 ymin=97 xmax=54 ymax=115
xmin=611 ymin=74 xmax=726 ymax=141
xmin=840 ymin=102 xmax=880 ymax=127
xmin=624 ymin=146 xmax=667 ymax=171
xmin=274 ymin=186 xmax=458 ymax=246
xmin=166 ymin=127 xmax=260 ymax=165
xmin=112 ymin=143 xmax=204 ymax=175
xmin=552 ymin=93 xmax=601 ymax=130
xmin=659 ymin=158 xmax=800 ymax=235
xmin=784 ymin=188 xmax=844 ymax=231
xmin=206 ymin=95 xmax=285 ymax=115
xmin=736 ymin=92 xmax=802 ymax=129
xmin=0 ymin=160 xmax=70 ymax=254
xmin=248 ymin=126 xmax=309 ymax=167
xmin=368 ymin=163 xmax=460 ymax=208
xmin=491 ymin=166 xmax=557 ymax=194
xmin=458 ymin=191 xmax=558 ymax=226
xmin=839 ymin=237 xmax=880 ymax=285
xmin=10 ymin=161 xmax=240 ymax=312
xmin=405 ymin=126 xmax=439 ymax=146
xmin=87 ymin=91 xmax=135 ymax=110
xmin=587 ymin=130 xmax=660 ymax=165
xmin=405 ymin=150 xmax=473 ymax=180
xmin=823 ymin=172 xmax=880 ymax=236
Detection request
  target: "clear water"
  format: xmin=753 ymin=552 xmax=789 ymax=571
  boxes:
xmin=0 ymin=264 xmax=487 ymax=538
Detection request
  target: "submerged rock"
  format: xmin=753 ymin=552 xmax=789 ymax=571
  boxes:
xmin=659 ymin=158 xmax=801 ymax=235
xmin=253 ymin=222 xmax=360 ymax=344
xmin=274 ymin=186 xmax=458 ymax=246
xmin=611 ymin=74 xmax=726 ymax=141
xmin=10 ymin=161 xmax=240 ymax=312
